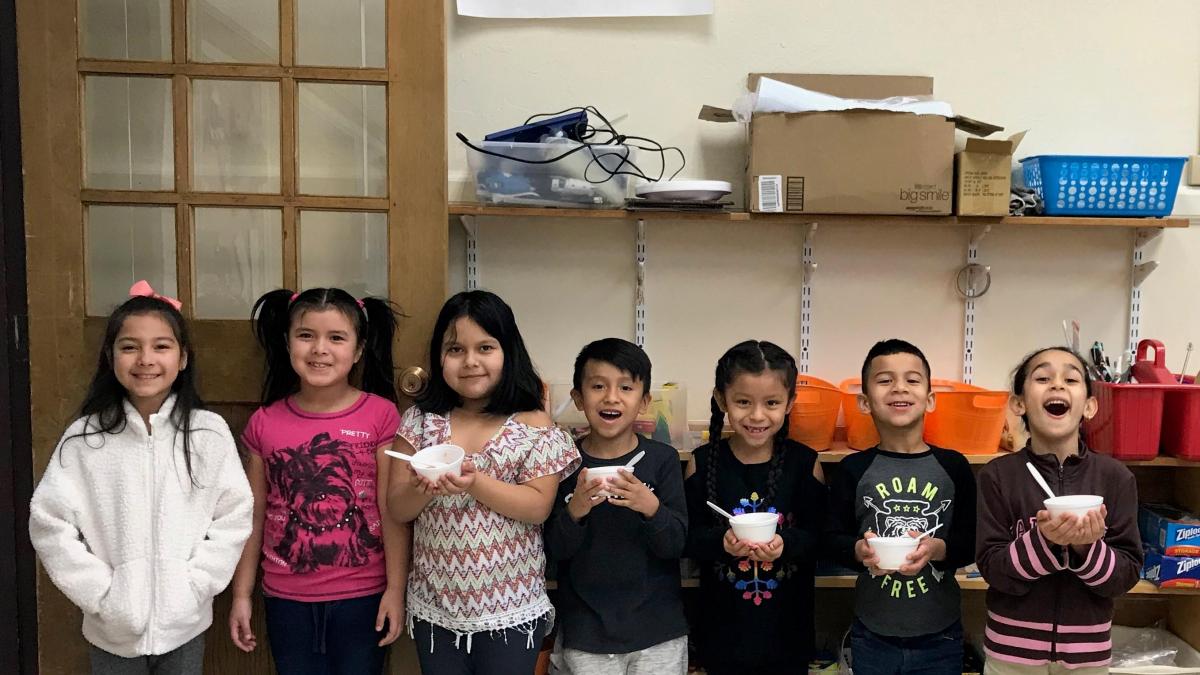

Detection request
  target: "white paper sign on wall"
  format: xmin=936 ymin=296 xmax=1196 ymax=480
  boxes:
xmin=457 ymin=0 xmax=713 ymax=18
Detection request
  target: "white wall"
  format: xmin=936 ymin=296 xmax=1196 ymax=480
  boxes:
xmin=445 ymin=0 xmax=1200 ymax=419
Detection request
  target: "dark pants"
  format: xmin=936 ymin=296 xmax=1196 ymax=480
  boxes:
xmin=89 ymin=634 xmax=205 ymax=675
xmin=850 ymin=619 xmax=964 ymax=675
xmin=264 ymin=592 xmax=386 ymax=675
xmin=411 ymin=616 xmax=548 ymax=675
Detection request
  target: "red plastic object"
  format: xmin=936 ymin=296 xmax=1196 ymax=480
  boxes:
xmin=1132 ymin=339 xmax=1175 ymax=384
xmin=1084 ymin=382 xmax=1168 ymax=460
xmin=1162 ymin=384 xmax=1200 ymax=460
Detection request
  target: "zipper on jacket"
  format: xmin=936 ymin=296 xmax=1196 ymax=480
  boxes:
xmin=146 ymin=430 xmax=156 ymax=652
xmin=1050 ymin=460 xmax=1066 ymax=663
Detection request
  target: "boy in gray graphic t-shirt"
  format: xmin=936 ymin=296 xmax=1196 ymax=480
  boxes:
xmin=825 ymin=340 xmax=977 ymax=675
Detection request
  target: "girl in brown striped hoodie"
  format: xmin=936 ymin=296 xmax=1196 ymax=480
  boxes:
xmin=976 ymin=347 xmax=1143 ymax=674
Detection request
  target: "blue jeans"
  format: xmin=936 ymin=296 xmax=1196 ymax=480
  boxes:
xmin=264 ymin=592 xmax=387 ymax=675
xmin=850 ymin=619 xmax=963 ymax=675
xmin=411 ymin=616 xmax=549 ymax=675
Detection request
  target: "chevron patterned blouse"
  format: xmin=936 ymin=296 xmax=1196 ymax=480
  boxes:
xmin=397 ymin=406 xmax=580 ymax=644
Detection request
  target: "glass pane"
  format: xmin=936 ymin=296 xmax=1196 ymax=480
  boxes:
xmin=193 ymin=208 xmax=283 ymax=319
xmin=86 ymin=205 xmax=176 ymax=316
xmin=298 ymin=83 xmax=386 ymax=196
xmin=188 ymin=0 xmax=278 ymax=63
xmin=84 ymin=76 xmax=174 ymax=190
xmin=299 ymin=211 xmax=387 ymax=297
xmin=296 ymin=0 xmax=385 ymax=68
xmin=80 ymin=0 xmax=171 ymax=60
xmin=192 ymin=79 xmax=280 ymax=193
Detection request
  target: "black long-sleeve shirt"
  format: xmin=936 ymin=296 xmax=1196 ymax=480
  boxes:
xmin=544 ymin=436 xmax=688 ymax=654
xmin=684 ymin=439 xmax=826 ymax=671
xmin=825 ymin=445 xmax=976 ymax=638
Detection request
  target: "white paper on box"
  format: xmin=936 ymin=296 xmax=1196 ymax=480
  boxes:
xmin=457 ymin=0 xmax=713 ymax=18
xmin=736 ymin=77 xmax=954 ymax=122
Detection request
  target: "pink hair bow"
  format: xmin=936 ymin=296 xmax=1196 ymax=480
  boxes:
xmin=129 ymin=280 xmax=182 ymax=311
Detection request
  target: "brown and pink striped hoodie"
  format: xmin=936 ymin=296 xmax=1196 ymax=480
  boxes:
xmin=976 ymin=444 xmax=1143 ymax=670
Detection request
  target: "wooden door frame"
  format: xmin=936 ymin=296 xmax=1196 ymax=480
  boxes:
xmin=0 ymin=0 xmax=38 ymax=670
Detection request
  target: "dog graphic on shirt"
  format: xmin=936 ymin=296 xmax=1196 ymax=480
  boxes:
xmin=266 ymin=432 xmax=381 ymax=574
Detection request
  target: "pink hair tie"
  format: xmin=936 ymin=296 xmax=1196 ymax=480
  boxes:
xmin=356 ymin=299 xmax=365 ymax=309
xmin=289 ymin=292 xmax=300 ymax=303
xmin=129 ymin=280 xmax=182 ymax=311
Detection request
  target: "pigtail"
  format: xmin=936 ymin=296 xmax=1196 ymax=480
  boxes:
xmin=359 ymin=297 xmax=400 ymax=403
xmin=251 ymin=289 xmax=299 ymax=405
xmin=764 ymin=426 xmax=788 ymax=507
xmin=705 ymin=395 xmax=725 ymax=505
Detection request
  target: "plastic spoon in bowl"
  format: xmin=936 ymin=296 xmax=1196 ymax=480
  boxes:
xmin=706 ymin=500 xmax=736 ymax=521
xmin=1025 ymin=462 xmax=1056 ymax=500
xmin=915 ymin=523 xmax=944 ymax=541
xmin=384 ymin=449 xmax=441 ymax=469
xmin=624 ymin=450 xmax=646 ymax=470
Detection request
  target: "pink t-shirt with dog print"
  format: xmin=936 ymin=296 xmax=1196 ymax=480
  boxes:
xmin=242 ymin=392 xmax=400 ymax=602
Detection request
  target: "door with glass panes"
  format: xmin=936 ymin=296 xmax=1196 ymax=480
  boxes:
xmin=18 ymin=0 xmax=444 ymax=671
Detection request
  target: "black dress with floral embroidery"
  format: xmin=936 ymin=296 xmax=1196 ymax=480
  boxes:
xmin=685 ymin=439 xmax=827 ymax=672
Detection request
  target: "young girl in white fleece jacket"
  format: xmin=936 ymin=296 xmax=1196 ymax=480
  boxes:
xmin=30 ymin=282 xmax=253 ymax=675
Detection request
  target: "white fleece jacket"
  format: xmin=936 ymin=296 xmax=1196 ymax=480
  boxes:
xmin=30 ymin=395 xmax=253 ymax=657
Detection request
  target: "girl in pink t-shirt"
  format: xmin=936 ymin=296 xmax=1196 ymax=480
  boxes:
xmin=228 ymin=288 xmax=407 ymax=675
xmin=388 ymin=290 xmax=579 ymax=675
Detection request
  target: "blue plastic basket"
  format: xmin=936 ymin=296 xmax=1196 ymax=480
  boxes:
xmin=1019 ymin=155 xmax=1187 ymax=217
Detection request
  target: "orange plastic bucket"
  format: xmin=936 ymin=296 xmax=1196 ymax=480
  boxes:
xmin=788 ymin=375 xmax=842 ymax=451
xmin=924 ymin=382 xmax=1008 ymax=454
xmin=838 ymin=378 xmax=879 ymax=450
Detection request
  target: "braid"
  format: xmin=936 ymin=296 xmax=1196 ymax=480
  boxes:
xmin=705 ymin=395 xmax=725 ymax=506
xmin=764 ymin=431 xmax=787 ymax=507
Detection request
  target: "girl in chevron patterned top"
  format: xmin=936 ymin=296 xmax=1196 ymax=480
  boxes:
xmin=388 ymin=290 xmax=580 ymax=675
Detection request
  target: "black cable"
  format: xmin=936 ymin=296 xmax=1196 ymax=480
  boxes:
xmin=460 ymin=105 xmax=686 ymax=185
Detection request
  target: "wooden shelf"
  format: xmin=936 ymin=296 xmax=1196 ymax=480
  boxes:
xmin=449 ymin=202 xmax=1190 ymax=228
xmin=812 ymin=574 xmax=1195 ymax=595
xmin=551 ymin=575 xmax=1193 ymax=595
xmin=675 ymin=444 xmax=1200 ymax=468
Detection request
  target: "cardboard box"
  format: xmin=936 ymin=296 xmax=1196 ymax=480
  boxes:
xmin=1188 ymin=155 xmax=1200 ymax=187
xmin=954 ymin=132 xmax=1026 ymax=216
xmin=1144 ymin=548 xmax=1200 ymax=588
xmin=700 ymin=74 xmax=1000 ymax=215
xmin=1140 ymin=503 xmax=1200 ymax=557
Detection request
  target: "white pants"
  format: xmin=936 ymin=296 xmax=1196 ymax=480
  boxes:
xmin=557 ymin=635 xmax=688 ymax=675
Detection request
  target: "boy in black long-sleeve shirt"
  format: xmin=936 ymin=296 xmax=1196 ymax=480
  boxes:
xmin=545 ymin=338 xmax=688 ymax=675
xmin=826 ymin=339 xmax=977 ymax=675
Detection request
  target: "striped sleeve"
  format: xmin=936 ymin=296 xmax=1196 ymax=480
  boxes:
xmin=1067 ymin=470 xmax=1143 ymax=598
xmin=975 ymin=465 xmax=1065 ymax=595
xmin=984 ymin=611 xmax=1114 ymax=670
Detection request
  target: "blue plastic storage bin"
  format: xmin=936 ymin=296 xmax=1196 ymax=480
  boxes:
xmin=1019 ymin=155 xmax=1187 ymax=217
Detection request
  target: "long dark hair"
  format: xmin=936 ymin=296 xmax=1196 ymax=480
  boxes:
xmin=416 ymin=290 xmax=543 ymax=416
xmin=706 ymin=340 xmax=799 ymax=508
xmin=65 ymin=296 xmax=205 ymax=482
xmin=251 ymin=288 xmax=399 ymax=405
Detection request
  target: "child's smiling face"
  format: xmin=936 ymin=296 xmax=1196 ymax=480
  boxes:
xmin=717 ymin=370 xmax=793 ymax=452
xmin=1012 ymin=349 xmax=1097 ymax=442
xmin=860 ymin=352 xmax=934 ymax=432
xmin=571 ymin=359 xmax=649 ymax=442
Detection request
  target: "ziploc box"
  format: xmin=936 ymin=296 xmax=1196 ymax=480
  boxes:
xmin=1139 ymin=503 xmax=1200 ymax=557
xmin=699 ymin=73 xmax=1001 ymax=215
xmin=1143 ymin=548 xmax=1200 ymax=588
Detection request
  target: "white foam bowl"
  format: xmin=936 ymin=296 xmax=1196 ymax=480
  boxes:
xmin=411 ymin=444 xmax=465 ymax=482
xmin=868 ymin=536 xmax=920 ymax=571
xmin=1044 ymin=494 xmax=1104 ymax=519
xmin=584 ymin=465 xmax=626 ymax=497
xmin=730 ymin=512 xmax=779 ymax=544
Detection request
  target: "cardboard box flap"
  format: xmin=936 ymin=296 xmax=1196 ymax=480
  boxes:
xmin=963 ymin=130 xmax=1026 ymax=154
xmin=953 ymin=116 xmax=1005 ymax=137
xmin=698 ymin=104 xmax=736 ymax=123
xmin=747 ymin=73 xmax=933 ymax=98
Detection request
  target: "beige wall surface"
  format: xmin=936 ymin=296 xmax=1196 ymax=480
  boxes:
xmin=444 ymin=0 xmax=1200 ymax=420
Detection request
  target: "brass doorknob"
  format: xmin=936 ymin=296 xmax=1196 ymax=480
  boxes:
xmin=398 ymin=366 xmax=428 ymax=397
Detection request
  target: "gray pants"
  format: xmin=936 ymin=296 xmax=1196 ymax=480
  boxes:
xmin=560 ymin=635 xmax=688 ymax=675
xmin=90 ymin=634 xmax=205 ymax=675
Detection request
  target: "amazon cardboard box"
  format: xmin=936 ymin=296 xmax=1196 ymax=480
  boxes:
xmin=700 ymin=73 xmax=999 ymax=215
xmin=955 ymin=131 xmax=1026 ymax=216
